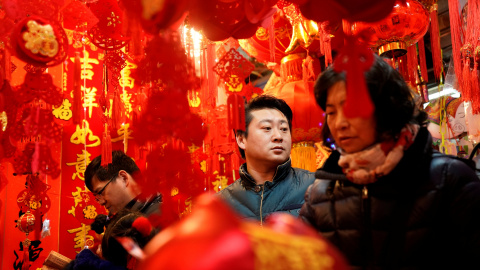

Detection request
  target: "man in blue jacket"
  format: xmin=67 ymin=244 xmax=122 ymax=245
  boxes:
xmin=218 ymin=95 xmax=315 ymax=224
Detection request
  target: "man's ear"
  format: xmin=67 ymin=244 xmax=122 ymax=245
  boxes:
xmin=236 ymin=131 xmax=246 ymax=151
xmin=118 ymin=170 xmax=131 ymax=186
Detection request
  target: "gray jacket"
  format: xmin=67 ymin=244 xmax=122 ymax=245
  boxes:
xmin=218 ymin=159 xmax=315 ymax=223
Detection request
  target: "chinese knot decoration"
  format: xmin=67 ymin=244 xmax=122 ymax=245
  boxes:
xmin=17 ymin=211 xmax=36 ymax=270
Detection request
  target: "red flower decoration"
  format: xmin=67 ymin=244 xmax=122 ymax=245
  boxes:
xmin=11 ymin=16 xmax=68 ymax=67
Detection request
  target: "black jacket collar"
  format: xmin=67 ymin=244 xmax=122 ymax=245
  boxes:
xmin=239 ymin=158 xmax=292 ymax=189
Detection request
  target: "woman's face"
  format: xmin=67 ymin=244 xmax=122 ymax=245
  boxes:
xmin=325 ymin=81 xmax=377 ymax=153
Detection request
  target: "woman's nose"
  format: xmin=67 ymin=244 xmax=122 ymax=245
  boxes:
xmin=335 ymin=110 xmax=349 ymax=129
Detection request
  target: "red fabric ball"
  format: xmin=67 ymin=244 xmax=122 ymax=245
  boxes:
xmin=132 ymin=216 xmax=152 ymax=237
xmin=17 ymin=211 xmax=36 ymax=234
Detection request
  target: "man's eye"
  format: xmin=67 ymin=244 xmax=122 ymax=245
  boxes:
xmin=263 ymin=127 xmax=271 ymax=130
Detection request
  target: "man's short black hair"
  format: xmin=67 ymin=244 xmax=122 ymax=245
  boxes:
xmin=236 ymin=95 xmax=293 ymax=159
xmin=314 ymin=54 xmax=428 ymax=149
xmin=84 ymin=150 xmax=140 ymax=192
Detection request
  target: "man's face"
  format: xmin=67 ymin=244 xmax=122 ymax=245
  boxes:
xmin=237 ymin=108 xmax=292 ymax=168
xmin=91 ymin=173 xmax=131 ymax=215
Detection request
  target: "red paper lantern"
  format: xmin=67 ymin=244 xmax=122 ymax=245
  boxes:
xmin=351 ymin=0 xmax=430 ymax=58
xmin=263 ymin=53 xmax=324 ymax=171
xmin=17 ymin=211 xmax=36 ymax=234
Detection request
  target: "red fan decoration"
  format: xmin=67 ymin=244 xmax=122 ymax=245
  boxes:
xmin=60 ymin=1 xmax=99 ymax=31
xmin=11 ymin=16 xmax=68 ymax=67
xmin=87 ymin=0 xmax=130 ymax=50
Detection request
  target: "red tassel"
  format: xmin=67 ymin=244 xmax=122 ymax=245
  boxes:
xmin=322 ymin=22 xmax=333 ymax=67
xmin=462 ymin=57 xmax=472 ymax=101
xmin=448 ymin=0 xmax=465 ymax=93
xmin=430 ymin=8 xmax=443 ymax=80
xmin=471 ymin=61 xmax=480 ymax=114
xmin=22 ymin=239 xmax=30 ymax=270
xmin=72 ymin=52 xmax=83 ymax=125
xmin=407 ymin=45 xmax=418 ymax=85
xmin=111 ymin=91 xmax=124 ymax=131
xmin=269 ymin=18 xmax=276 ymax=63
xmin=2 ymin=49 xmax=11 ymax=81
xmin=418 ymin=38 xmax=428 ymax=83
xmin=101 ymin=124 xmax=112 ymax=167
xmin=227 ymin=94 xmax=246 ymax=132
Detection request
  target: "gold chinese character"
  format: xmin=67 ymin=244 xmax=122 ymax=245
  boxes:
xmin=69 ymin=50 xmax=99 ymax=80
xmin=70 ymin=121 xmax=101 ymax=147
xmin=120 ymin=92 xmax=133 ymax=117
xmin=52 ymin=99 xmax=73 ymax=121
xmin=111 ymin=123 xmax=133 ymax=152
xmin=68 ymin=223 xmax=94 ymax=251
xmin=212 ymin=173 xmax=229 ymax=192
xmin=72 ymin=186 xmax=91 ymax=207
xmin=120 ymin=61 xmax=137 ymax=89
xmin=68 ymin=206 xmax=76 ymax=217
xmin=82 ymin=86 xmax=99 ymax=118
xmin=180 ymin=197 xmax=193 ymax=218
xmin=83 ymin=205 xmax=98 ymax=219
xmin=66 ymin=150 xmax=92 ymax=181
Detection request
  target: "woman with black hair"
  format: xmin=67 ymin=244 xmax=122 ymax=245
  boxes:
xmin=300 ymin=54 xmax=480 ymax=269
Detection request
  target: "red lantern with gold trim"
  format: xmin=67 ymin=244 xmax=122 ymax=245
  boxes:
xmin=351 ymin=0 xmax=430 ymax=58
xmin=17 ymin=211 xmax=36 ymax=235
xmin=264 ymin=53 xmax=325 ymax=172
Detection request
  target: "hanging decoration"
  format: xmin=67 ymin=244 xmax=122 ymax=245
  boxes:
xmin=213 ymin=48 xmax=255 ymax=93
xmin=264 ymin=53 xmax=324 ymax=171
xmin=351 ymin=0 xmax=430 ymax=58
xmin=10 ymin=16 xmax=68 ymax=67
xmin=87 ymin=0 xmax=129 ymax=51
xmin=189 ymin=0 xmax=278 ymax=41
xmin=290 ymin=0 xmax=396 ymax=24
xmin=16 ymin=211 xmax=35 ymax=270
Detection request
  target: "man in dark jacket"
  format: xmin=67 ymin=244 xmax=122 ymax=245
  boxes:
xmin=218 ymin=95 xmax=315 ymax=224
xmin=85 ymin=150 xmax=162 ymax=218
